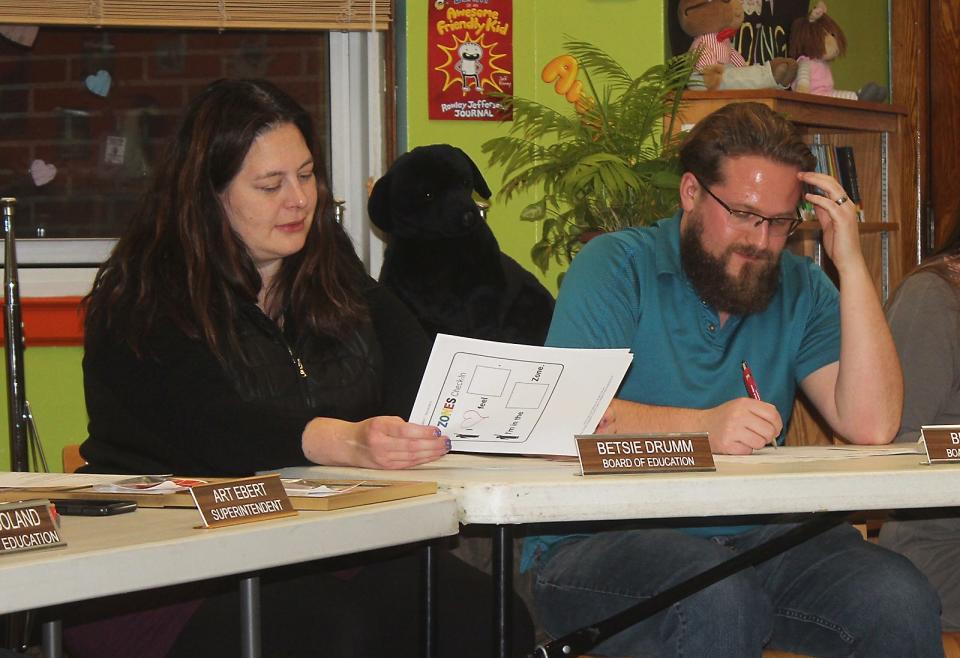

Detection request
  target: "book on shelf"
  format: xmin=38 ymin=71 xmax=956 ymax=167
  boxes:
xmin=800 ymin=144 xmax=826 ymax=221
xmin=835 ymin=145 xmax=864 ymax=221
xmin=825 ymin=145 xmax=838 ymax=180
xmin=801 ymin=143 xmax=864 ymax=222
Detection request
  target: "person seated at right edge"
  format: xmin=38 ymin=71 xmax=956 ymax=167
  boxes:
xmin=521 ymin=102 xmax=942 ymax=657
xmin=879 ymin=212 xmax=960 ymax=634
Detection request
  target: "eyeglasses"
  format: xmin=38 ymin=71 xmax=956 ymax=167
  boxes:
xmin=694 ymin=175 xmax=802 ymax=238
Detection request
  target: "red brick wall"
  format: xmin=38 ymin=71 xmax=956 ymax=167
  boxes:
xmin=0 ymin=27 xmax=330 ymax=240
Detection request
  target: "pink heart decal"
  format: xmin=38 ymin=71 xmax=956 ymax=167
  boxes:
xmin=29 ymin=159 xmax=57 ymax=186
xmin=0 ymin=25 xmax=39 ymax=48
xmin=85 ymin=70 xmax=112 ymax=97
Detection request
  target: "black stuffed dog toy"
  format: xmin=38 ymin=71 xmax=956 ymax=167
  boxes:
xmin=369 ymin=144 xmax=555 ymax=346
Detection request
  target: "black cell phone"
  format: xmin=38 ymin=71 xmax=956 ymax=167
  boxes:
xmin=50 ymin=498 xmax=138 ymax=516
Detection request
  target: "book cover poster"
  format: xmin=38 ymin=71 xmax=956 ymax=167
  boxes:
xmin=427 ymin=0 xmax=513 ymax=121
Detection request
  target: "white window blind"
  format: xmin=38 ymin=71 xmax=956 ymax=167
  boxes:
xmin=0 ymin=1 xmax=391 ymax=31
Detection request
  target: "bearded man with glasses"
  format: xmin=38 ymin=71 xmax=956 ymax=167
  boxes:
xmin=521 ymin=102 xmax=941 ymax=658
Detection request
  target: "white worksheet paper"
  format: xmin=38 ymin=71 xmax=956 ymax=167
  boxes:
xmin=410 ymin=334 xmax=632 ymax=456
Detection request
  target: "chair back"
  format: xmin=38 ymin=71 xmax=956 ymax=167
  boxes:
xmin=62 ymin=444 xmax=87 ymax=473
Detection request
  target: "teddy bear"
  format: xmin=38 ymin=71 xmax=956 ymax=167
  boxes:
xmin=368 ymin=144 xmax=555 ymax=346
xmin=788 ymin=2 xmax=887 ymax=102
xmin=678 ymin=0 xmax=798 ymax=91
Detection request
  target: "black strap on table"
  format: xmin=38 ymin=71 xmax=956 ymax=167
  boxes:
xmin=532 ymin=510 xmax=852 ymax=658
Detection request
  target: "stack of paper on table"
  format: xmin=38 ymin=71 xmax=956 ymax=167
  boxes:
xmin=410 ymin=334 xmax=633 ymax=456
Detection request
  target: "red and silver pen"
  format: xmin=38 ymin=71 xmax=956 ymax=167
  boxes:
xmin=741 ymin=360 xmax=761 ymax=400
xmin=741 ymin=360 xmax=777 ymax=449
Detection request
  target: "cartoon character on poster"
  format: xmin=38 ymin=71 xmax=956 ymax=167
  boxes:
xmin=455 ymin=41 xmax=485 ymax=93
xmin=428 ymin=0 xmax=514 ymax=121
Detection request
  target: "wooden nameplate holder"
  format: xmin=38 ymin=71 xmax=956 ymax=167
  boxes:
xmin=0 ymin=477 xmax=437 ymax=512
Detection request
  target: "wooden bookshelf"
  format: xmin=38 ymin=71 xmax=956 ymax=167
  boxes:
xmin=675 ymin=91 xmax=909 ymax=446
xmin=794 ymin=221 xmax=899 ymax=235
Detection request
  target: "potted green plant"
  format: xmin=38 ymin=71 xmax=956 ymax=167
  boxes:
xmin=482 ymin=40 xmax=695 ymax=276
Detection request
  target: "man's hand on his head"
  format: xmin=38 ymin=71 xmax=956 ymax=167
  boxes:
xmin=798 ymin=170 xmax=864 ymax=275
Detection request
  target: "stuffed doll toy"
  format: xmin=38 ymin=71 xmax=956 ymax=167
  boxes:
xmin=678 ymin=0 xmax=798 ymax=91
xmin=368 ymin=144 xmax=555 ymax=346
xmin=789 ymin=2 xmax=887 ymax=102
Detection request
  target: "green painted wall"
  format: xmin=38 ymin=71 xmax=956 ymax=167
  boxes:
xmin=821 ymin=0 xmax=889 ymax=93
xmin=0 ymin=0 xmax=890 ymax=471
xmin=404 ymin=1 xmax=668 ymax=291
xmin=0 ymin=347 xmax=85 ymax=471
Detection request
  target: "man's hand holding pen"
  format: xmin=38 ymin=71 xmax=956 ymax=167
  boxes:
xmin=742 ymin=360 xmax=777 ymax=450
xmin=592 ymin=394 xmax=782 ymax=455
xmin=701 ymin=398 xmax=782 ymax=455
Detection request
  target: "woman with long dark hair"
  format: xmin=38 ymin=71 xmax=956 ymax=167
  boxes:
xmin=67 ymin=78 xmax=532 ymax=658
xmin=81 ymin=78 xmax=448 ymax=477
xmin=879 ymin=213 xmax=960 ymax=633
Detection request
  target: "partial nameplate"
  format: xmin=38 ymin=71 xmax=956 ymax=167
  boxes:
xmin=576 ymin=433 xmax=715 ymax=475
xmin=190 ymin=474 xmax=297 ymax=529
xmin=0 ymin=499 xmax=65 ymax=555
xmin=920 ymin=425 xmax=960 ymax=464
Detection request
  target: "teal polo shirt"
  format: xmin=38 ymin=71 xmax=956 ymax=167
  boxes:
xmin=520 ymin=212 xmax=840 ymax=572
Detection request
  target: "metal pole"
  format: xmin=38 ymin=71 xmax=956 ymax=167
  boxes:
xmin=2 ymin=197 xmax=28 ymax=472
xmin=493 ymin=524 xmax=513 ymax=658
xmin=239 ymin=575 xmax=261 ymax=658
xmin=41 ymin=619 xmax=62 ymax=658
xmin=422 ymin=543 xmax=437 ymax=658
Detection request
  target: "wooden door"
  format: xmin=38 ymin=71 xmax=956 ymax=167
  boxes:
xmin=892 ymin=0 xmax=960 ymax=266
xmin=930 ymin=1 xmax=960 ymax=249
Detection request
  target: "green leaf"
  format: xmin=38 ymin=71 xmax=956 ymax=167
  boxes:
xmin=530 ymin=240 xmax=551 ymax=274
xmin=520 ymin=199 xmax=547 ymax=221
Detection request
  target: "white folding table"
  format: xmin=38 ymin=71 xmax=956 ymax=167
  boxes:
xmin=279 ymin=449 xmax=960 ymax=656
xmin=0 ymin=494 xmax=459 ymax=658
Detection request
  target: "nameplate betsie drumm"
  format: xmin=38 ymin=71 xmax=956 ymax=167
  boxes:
xmin=576 ymin=433 xmax=715 ymax=475
xmin=920 ymin=425 xmax=960 ymax=464
xmin=190 ymin=474 xmax=296 ymax=529
xmin=0 ymin=499 xmax=64 ymax=554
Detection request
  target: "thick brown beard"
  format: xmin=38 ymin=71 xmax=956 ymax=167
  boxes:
xmin=680 ymin=210 xmax=781 ymax=316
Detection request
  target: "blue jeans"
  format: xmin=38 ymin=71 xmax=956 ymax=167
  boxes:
xmin=531 ymin=521 xmax=943 ymax=657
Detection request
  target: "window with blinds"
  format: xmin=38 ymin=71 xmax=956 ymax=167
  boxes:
xmin=0 ymin=1 xmax=392 ymax=31
xmin=0 ymin=2 xmax=392 ymax=249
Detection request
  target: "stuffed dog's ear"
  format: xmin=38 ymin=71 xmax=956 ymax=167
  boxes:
xmin=453 ymin=146 xmax=492 ymax=199
xmin=367 ymin=173 xmax=392 ymax=232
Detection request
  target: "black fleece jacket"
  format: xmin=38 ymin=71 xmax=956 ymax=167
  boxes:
xmin=79 ymin=283 xmax=430 ymax=477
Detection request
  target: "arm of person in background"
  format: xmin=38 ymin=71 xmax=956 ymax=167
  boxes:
xmin=302 ymin=282 xmax=449 ymax=469
xmin=549 ymin=231 xmax=782 ymax=455
xmin=794 ymin=170 xmax=903 ymax=444
xmin=886 ymin=272 xmax=960 ymax=443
